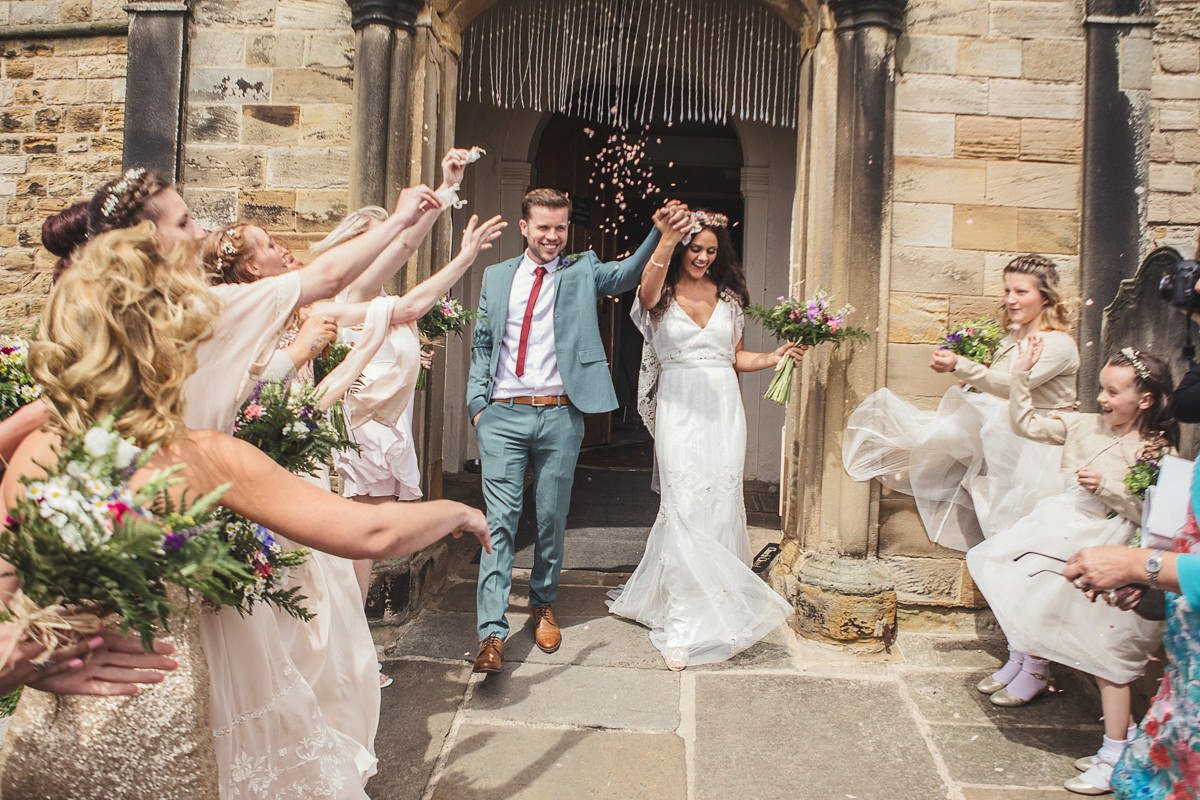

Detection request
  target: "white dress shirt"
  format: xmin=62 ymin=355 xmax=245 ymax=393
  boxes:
xmin=492 ymin=252 xmax=565 ymax=398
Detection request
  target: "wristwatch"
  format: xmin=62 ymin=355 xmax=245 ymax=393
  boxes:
xmin=1145 ymin=550 xmax=1165 ymax=589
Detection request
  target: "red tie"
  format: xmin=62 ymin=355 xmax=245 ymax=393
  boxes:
xmin=515 ymin=266 xmax=548 ymax=378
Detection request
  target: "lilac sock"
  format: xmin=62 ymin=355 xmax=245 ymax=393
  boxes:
xmin=991 ymin=647 xmax=1025 ymax=685
xmin=1003 ymin=657 xmax=1049 ymax=701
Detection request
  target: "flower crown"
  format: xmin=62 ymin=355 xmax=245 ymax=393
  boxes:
xmin=1120 ymin=347 xmax=1151 ymax=381
xmin=99 ymin=167 xmax=147 ymax=220
xmin=682 ymin=210 xmax=731 ymax=245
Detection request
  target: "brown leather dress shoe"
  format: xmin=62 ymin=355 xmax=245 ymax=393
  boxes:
xmin=532 ymin=606 xmax=561 ymax=653
xmin=473 ymin=634 xmax=503 ymax=673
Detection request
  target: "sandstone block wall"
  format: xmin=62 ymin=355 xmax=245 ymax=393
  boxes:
xmin=1149 ymin=1 xmax=1200 ymax=256
xmin=0 ymin=17 xmax=126 ymax=333
xmin=181 ymin=0 xmax=356 ymax=255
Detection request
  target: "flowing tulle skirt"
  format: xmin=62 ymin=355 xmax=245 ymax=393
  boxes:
xmin=842 ymin=386 xmax=1064 ymax=551
xmin=966 ymin=485 xmax=1164 ymax=685
xmin=607 ymin=362 xmax=791 ymax=666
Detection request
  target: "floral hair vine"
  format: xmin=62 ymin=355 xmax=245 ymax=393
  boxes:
xmin=214 ymin=228 xmax=239 ymax=273
xmin=1120 ymin=346 xmax=1151 ymax=381
xmin=100 ymin=167 xmax=147 ymax=220
xmin=681 ymin=210 xmax=731 ymax=245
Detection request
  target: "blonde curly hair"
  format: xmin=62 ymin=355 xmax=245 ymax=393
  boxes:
xmin=32 ymin=223 xmax=221 ymax=446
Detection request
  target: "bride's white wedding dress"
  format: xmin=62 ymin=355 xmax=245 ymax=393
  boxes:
xmin=607 ymin=296 xmax=791 ymax=667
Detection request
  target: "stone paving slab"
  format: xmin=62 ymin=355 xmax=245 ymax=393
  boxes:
xmin=930 ymin=722 xmax=1099 ymax=788
xmin=432 ymin=579 xmax=615 ymax=617
xmin=469 ymin=662 xmax=680 ymax=731
xmin=429 ymin=724 xmax=687 ymax=800
xmin=693 ymin=673 xmax=949 ymax=800
xmin=960 ymin=787 xmax=1076 ymax=799
xmin=367 ymin=659 xmax=471 ymax=800
xmin=901 ymin=670 xmax=1103 ymax=729
xmin=895 ymin=632 xmax=1008 ymax=670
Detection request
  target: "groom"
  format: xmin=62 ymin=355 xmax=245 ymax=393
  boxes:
xmin=466 ymin=188 xmax=666 ymax=673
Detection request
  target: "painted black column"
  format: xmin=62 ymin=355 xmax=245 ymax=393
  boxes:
xmin=122 ymin=1 xmax=188 ymax=178
xmin=1081 ymin=0 xmax=1155 ymax=407
xmin=347 ymin=0 xmax=424 ymax=209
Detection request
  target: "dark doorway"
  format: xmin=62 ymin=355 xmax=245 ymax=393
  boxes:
xmin=532 ymin=111 xmax=743 ymax=467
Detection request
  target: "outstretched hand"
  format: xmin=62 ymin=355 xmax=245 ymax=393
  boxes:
xmin=1013 ymin=335 xmax=1043 ymax=373
xmin=394 ymin=185 xmax=443 ymax=228
xmin=458 ymin=214 xmax=507 ymax=263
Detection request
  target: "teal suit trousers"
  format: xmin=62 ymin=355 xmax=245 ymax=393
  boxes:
xmin=474 ymin=401 xmax=584 ymax=639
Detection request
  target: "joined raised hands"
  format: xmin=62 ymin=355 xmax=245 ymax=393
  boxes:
xmin=1013 ymin=335 xmax=1043 ymax=373
xmin=653 ymin=200 xmax=692 ymax=245
xmin=394 ymin=185 xmax=444 ymax=228
xmin=457 ymin=214 xmax=507 ymax=263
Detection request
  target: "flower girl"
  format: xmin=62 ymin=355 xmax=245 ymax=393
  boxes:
xmin=967 ymin=340 xmax=1175 ymax=796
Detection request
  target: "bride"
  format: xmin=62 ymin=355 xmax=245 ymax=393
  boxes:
xmin=606 ymin=205 xmax=799 ymax=670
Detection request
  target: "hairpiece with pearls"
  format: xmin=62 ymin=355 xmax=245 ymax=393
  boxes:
xmin=1120 ymin=347 xmax=1151 ymax=381
xmin=100 ymin=167 xmax=148 ymax=220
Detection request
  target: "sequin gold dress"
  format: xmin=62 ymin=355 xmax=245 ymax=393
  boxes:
xmin=0 ymin=587 xmax=218 ymax=799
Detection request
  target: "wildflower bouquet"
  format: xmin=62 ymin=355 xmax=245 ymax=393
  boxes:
xmin=0 ymin=418 xmax=255 ymax=652
xmin=0 ymin=337 xmax=39 ymax=420
xmin=415 ymin=295 xmax=479 ymax=390
xmin=212 ymin=511 xmax=311 ymax=620
xmin=312 ymin=340 xmax=352 ymax=387
xmin=942 ymin=318 xmax=1005 ymax=365
xmin=746 ymin=290 xmax=869 ymax=405
xmin=232 ymin=379 xmax=356 ymax=477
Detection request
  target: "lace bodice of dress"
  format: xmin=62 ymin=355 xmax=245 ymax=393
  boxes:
xmin=636 ymin=296 xmax=742 ymax=367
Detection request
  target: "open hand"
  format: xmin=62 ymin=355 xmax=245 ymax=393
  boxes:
xmin=929 ymin=348 xmax=957 ymax=373
xmin=394 ymin=184 xmax=443 ymax=227
xmin=1013 ymin=335 xmax=1043 ymax=373
xmin=457 ymin=214 xmax=507 ymax=264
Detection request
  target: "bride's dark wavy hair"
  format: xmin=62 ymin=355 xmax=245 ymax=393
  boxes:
xmin=649 ymin=211 xmax=749 ymax=320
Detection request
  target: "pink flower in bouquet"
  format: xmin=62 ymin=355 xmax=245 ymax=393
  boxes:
xmin=243 ymin=403 xmax=265 ymax=419
xmin=107 ymin=501 xmax=131 ymax=525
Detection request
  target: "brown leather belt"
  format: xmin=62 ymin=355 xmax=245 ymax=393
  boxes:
xmin=493 ymin=395 xmax=571 ymax=407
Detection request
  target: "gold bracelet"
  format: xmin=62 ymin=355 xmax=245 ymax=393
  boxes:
xmin=649 ymin=257 xmax=667 ymax=269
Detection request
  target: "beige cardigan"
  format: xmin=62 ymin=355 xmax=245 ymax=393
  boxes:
xmin=954 ymin=330 xmax=1079 ymax=411
xmin=1008 ymin=369 xmax=1150 ymax=524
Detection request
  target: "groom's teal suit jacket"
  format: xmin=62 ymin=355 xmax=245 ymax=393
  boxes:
xmin=467 ymin=230 xmax=662 ymax=420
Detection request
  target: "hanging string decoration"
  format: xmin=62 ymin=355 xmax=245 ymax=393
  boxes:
xmin=460 ymin=0 xmax=802 ymax=129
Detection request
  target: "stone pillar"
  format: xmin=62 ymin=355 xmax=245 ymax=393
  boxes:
xmin=1080 ymin=0 xmax=1155 ymax=407
xmin=347 ymin=0 xmax=423 ymax=210
xmin=122 ymin=1 xmax=188 ymax=178
xmin=772 ymin=0 xmax=905 ymax=650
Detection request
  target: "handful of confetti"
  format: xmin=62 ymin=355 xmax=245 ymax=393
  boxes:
xmin=436 ymin=146 xmax=487 ymax=209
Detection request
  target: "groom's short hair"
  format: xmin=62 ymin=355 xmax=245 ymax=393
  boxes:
xmin=522 ymin=188 xmax=569 ymax=221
